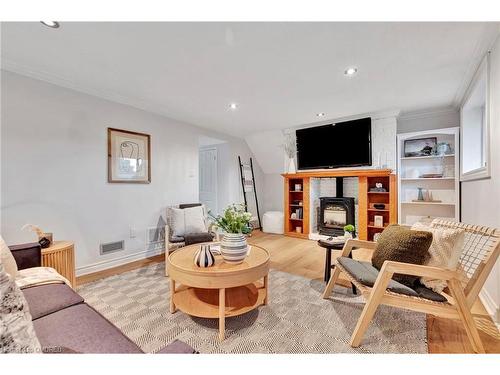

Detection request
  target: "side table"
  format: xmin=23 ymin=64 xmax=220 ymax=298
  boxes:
xmin=42 ymin=241 xmax=76 ymax=288
xmin=317 ymin=239 xmax=356 ymax=294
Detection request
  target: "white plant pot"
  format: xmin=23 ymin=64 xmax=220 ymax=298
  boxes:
xmin=288 ymin=158 xmax=296 ymax=174
xmin=344 ymin=231 xmax=353 ymax=239
xmin=220 ymin=233 xmax=248 ymax=264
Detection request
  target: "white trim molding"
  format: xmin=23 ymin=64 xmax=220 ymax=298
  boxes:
xmin=76 ymin=248 xmax=164 ymax=277
xmin=479 ymin=289 xmax=500 ymax=328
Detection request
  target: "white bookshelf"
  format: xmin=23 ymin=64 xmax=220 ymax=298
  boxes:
xmin=397 ymin=127 xmax=460 ymax=225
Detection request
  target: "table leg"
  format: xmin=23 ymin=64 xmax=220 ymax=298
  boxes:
xmin=169 ymin=279 xmax=176 ymax=313
xmin=324 ymin=248 xmax=332 ymax=283
xmin=263 ymin=275 xmax=269 ymax=305
xmin=219 ymin=288 xmax=225 ymax=341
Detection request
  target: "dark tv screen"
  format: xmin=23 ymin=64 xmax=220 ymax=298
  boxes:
xmin=296 ymin=118 xmax=372 ymax=169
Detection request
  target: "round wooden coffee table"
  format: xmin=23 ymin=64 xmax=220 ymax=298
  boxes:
xmin=167 ymin=243 xmax=270 ymax=341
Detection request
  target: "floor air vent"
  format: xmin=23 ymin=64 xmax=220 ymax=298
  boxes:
xmin=100 ymin=240 xmax=125 ymax=255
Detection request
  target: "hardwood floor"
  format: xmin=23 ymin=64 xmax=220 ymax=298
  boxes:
xmin=77 ymin=230 xmax=500 ymax=354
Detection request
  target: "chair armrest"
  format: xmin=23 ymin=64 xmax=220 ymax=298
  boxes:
xmin=382 ymin=260 xmax=464 ymax=281
xmin=340 ymin=239 xmax=377 ymax=257
xmin=8 ymin=243 xmax=42 ymax=270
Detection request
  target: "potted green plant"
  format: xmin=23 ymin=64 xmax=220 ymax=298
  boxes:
xmin=209 ymin=204 xmax=252 ymax=264
xmin=343 ymin=224 xmax=356 ymax=239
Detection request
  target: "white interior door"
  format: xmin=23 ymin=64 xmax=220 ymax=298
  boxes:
xmin=199 ymin=148 xmax=218 ymax=215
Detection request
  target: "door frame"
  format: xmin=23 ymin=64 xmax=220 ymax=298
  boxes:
xmin=199 ymin=146 xmax=218 ymax=215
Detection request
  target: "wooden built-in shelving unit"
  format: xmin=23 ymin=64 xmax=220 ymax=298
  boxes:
xmin=282 ymin=169 xmax=397 ymax=240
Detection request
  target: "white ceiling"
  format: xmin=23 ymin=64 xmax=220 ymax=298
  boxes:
xmin=1 ymin=22 xmax=499 ymax=137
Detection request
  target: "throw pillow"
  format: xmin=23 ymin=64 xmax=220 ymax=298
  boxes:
xmin=371 ymin=224 xmax=433 ymax=286
xmin=0 ymin=235 xmax=18 ymax=278
xmin=0 ymin=263 xmax=42 ymax=353
xmin=412 ymin=222 xmax=465 ymax=293
xmin=184 ymin=206 xmax=207 ymax=234
xmin=169 ymin=206 xmax=207 ymax=237
xmin=169 ymin=207 xmax=186 ymax=238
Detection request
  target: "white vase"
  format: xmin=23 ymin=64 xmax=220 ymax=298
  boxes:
xmin=344 ymin=231 xmax=353 ymax=239
xmin=288 ymin=158 xmax=296 ymax=174
xmin=220 ymin=233 xmax=248 ymax=264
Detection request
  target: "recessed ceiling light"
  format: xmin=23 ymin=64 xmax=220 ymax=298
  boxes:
xmin=229 ymin=103 xmax=238 ymax=110
xmin=344 ymin=67 xmax=358 ymax=76
xmin=40 ymin=21 xmax=60 ymax=29
xmin=316 ymin=112 xmax=325 ymax=117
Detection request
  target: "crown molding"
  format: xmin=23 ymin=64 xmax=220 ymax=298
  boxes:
xmin=398 ymin=106 xmax=458 ymax=121
xmin=452 ymin=24 xmax=500 ymax=107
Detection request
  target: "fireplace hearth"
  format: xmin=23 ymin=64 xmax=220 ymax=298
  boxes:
xmin=319 ymin=197 xmax=355 ymax=236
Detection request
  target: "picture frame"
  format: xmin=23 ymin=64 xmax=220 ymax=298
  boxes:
xmin=403 ymin=137 xmax=437 ymax=157
xmin=108 ymin=127 xmax=151 ymax=183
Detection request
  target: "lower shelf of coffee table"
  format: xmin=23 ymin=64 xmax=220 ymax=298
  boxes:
xmin=173 ymin=283 xmax=266 ymax=319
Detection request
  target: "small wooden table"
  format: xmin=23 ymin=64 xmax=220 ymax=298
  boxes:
xmin=167 ymin=243 xmax=270 ymax=341
xmin=317 ymin=239 xmax=356 ymax=294
xmin=41 ymin=241 xmax=76 ymax=288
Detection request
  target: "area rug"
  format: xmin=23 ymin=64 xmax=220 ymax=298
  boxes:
xmin=77 ymin=262 xmax=428 ymax=353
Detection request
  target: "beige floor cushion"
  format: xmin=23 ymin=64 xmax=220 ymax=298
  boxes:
xmin=0 ymin=235 xmax=18 ymax=278
xmin=412 ymin=222 xmax=465 ymax=293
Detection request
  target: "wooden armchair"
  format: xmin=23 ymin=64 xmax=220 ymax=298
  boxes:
xmin=322 ymin=219 xmax=500 ymax=353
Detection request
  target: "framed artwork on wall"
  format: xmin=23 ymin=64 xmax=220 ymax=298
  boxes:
xmin=107 ymin=127 xmax=151 ymax=183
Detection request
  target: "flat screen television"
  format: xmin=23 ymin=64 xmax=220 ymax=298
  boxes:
xmin=296 ymin=117 xmax=372 ymax=169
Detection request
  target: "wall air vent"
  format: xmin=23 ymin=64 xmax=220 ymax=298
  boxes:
xmin=100 ymin=240 xmax=125 ymax=255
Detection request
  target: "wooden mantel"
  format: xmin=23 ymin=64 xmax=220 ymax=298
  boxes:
xmin=282 ymin=169 xmax=397 ymax=240
xmin=282 ymin=168 xmax=393 ymax=179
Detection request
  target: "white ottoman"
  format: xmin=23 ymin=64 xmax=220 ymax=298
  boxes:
xmin=262 ymin=211 xmax=284 ymax=234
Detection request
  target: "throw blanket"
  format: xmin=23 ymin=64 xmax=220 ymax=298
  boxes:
xmin=15 ymin=267 xmax=72 ymax=289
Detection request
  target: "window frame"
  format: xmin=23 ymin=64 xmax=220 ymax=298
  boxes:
xmin=460 ymin=52 xmax=491 ymax=182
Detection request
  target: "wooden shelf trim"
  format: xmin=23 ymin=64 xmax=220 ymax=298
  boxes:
xmin=401 ymin=154 xmax=455 ymax=161
xmin=282 ymin=168 xmax=392 ymax=178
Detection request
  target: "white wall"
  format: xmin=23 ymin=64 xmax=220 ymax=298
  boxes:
xmin=0 ymin=71 xmax=263 ymax=275
xmin=461 ymin=35 xmax=500 ymax=324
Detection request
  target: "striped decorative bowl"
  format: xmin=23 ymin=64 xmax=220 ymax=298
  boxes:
xmin=220 ymin=233 xmax=248 ymax=264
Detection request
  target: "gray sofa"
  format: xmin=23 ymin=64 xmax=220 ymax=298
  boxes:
xmin=9 ymin=243 xmax=196 ymax=354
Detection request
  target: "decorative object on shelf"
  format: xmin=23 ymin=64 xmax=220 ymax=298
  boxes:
xmin=108 ymin=127 xmax=151 ymax=183
xmin=373 ymin=232 xmax=381 ymax=242
xmin=282 ymin=132 xmax=297 ymax=174
xmin=294 ymin=183 xmax=302 ymax=191
xmin=417 ymin=187 xmax=425 ymax=201
xmin=21 ymin=224 xmax=52 ymax=248
xmin=298 ymin=201 xmax=303 ymax=206
xmin=295 ymin=227 xmax=302 ymax=234
xmin=436 ymin=142 xmax=453 ymax=156
xmin=374 ymin=215 xmax=384 ymax=228
xmin=210 ymin=204 xmax=252 ymax=264
xmin=291 ymin=212 xmax=297 ymax=219
xmin=373 ymin=203 xmax=386 ymax=210
xmin=369 ymin=183 xmax=387 ymax=192
xmin=343 ymin=224 xmax=356 ymax=239
xmin=194 ymin=244 xmax=216 ymax=268
xmin=404 ymin=137 xmax=437 ymax=157
xmin=420 ymin=173 xmax=443 ymax=179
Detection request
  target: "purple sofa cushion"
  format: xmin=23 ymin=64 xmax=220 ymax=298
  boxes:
xmin=156 ymin=339 xmax=198 ymax=354
xmin=22 ymin=284 xmax=84 ymax=320
xmin=33 ymin=304 xmax=142 ymax=353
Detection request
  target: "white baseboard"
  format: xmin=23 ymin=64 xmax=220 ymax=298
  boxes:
xmin=479 ymin=289 xmax=500 ymax=328
xmin=76 ymin=248 xmax=164 ymax=277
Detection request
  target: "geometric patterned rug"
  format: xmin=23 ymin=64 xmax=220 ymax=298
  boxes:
xmin=77 ymin=262 xmax=427 ymax=353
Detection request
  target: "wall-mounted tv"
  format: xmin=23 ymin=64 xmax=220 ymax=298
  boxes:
xmin=296 ymin=117 xmax=372 ymax=170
